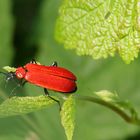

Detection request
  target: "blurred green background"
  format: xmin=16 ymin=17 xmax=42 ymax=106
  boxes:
xmin=0 ymin=0 xmax=140 ymax=140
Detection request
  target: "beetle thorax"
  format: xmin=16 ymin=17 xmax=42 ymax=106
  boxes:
xmin=15 ymin=67 xmax=26 ymax=79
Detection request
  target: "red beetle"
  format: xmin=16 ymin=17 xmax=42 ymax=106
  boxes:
xmin=15 ymin=61 xmax=77 ymax=93
xmin=3 ymin=60 xmax=77 ymax=108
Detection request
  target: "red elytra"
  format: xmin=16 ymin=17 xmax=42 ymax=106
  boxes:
xmin=15 ymin=63 xmax=77 ymax=93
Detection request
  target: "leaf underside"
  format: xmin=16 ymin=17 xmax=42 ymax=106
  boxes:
xmin=55 ymin=0 xmax=140 ymax=64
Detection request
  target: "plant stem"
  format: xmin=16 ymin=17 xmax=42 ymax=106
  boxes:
xmin=75 ymin=95 xmax=140 ymax=125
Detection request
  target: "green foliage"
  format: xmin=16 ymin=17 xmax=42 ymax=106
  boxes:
xmin=0 ymin=90 xmax=140 ymax=140
xmin=3 ymin=66 xmax=16 ymax=72
xmin=95 ymin=90 xmax=119 ymax=102
xmin=93 ymin=90 xmax=139 ymax=124
xmin=1 ymin=0 xmax=140 ymax=140
xmin=55 ymin=0 xmax=140 ymax=64
xmin=0 ymin=96 xmax=55 ymax=118
xmin=60 ymin=95 xmax=75 ymax=140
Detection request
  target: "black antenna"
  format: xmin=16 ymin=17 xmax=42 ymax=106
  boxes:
xmin=0 ymin=71 xmax=23 ymax=97
xmin=8 ymin=82 xmax=22 ymax=98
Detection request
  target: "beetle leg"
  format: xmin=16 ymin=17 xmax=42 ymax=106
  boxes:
xmin=30 ymin=59 xmax=37 ymax=64
xmin=44 ymin=88 xmax=61 ymax=110
xmin=51 ymin=61 xmax=57 ymax=67
xmin=21 ymin=79 xmax=27 ymax=87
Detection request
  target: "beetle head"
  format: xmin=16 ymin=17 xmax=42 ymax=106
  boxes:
xmin=6 ymin=72 xmax=16 ymax=81
xmin=15 ymin=67 xmax=26 ymax=79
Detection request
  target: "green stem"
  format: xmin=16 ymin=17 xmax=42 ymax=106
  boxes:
xmin=75 ymin=95 xmax=140 ymax=125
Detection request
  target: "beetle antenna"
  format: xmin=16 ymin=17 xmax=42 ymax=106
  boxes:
xmin=8 ymin=83 xmax=21 ymax=98
xmin=5 ymin=72 xmax=15 ymax=88
xmin=0 ymin=71 xmax=23 ymax=98
xmin=0 ymin=71 xmax=20 ymax=89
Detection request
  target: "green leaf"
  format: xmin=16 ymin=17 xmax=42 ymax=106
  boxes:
xmin=3 ymin=66 xmax=16 ymax=72
xmin=31 ymin=0 xmax=140 ymax=139
xmin=60 ymin=95 xmax=75 ymax=140
xmin=0 ymin=95 xmax=56 ymax=118
xmin=55 ymin=0 xmax=140 ymax=64
xmin=95 ymin=90 xmax=119 ymax=102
